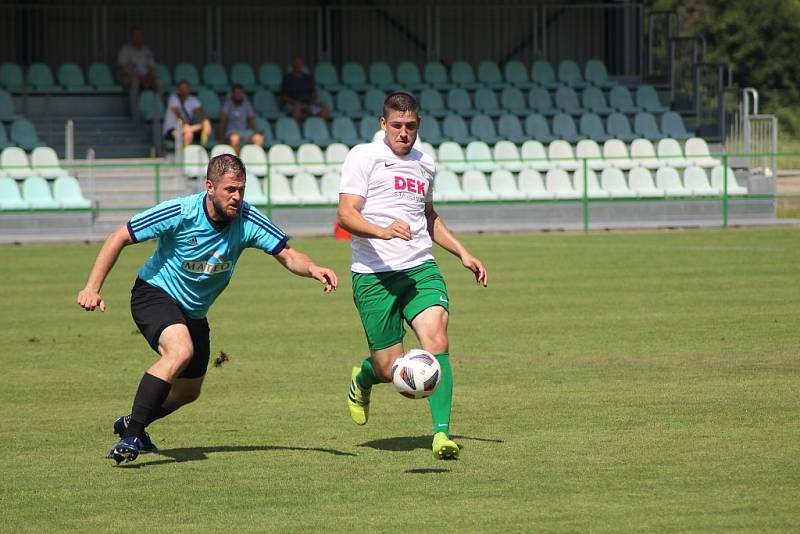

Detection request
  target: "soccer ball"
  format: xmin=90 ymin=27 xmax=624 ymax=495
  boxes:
xmin=391 ymin=349 xmax=441 ymax=399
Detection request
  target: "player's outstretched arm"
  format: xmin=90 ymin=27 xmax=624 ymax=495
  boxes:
xmin=425 ymin=202 xmax=488 ymax=287
xmin=77 ymin=225 xmax=135 ymax=311
xmin=337 ymin=193 xmax=411 ymax=240
xmin=274 ymin=245 xmax=338 ymax=293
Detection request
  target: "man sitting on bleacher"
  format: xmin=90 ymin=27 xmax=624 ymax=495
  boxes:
xmin=117 ymin=27 xmax=164 ymax=96
xmin=163 ymin=80 xmax=212 ymax=148
xmin=218 ymin=84 xmax=264 ymax=154
xmin=281 ymin=56 xmax=330 ymax=122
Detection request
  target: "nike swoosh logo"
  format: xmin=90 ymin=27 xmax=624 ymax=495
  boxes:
xmin=439 ymin=296 xmax=448 ymax=303
xmin=384 ymin=162 xmax=397 ymax=167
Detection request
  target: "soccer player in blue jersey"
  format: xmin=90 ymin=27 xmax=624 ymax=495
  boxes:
xmin=77 ymin=154 xmax=338 ymax=464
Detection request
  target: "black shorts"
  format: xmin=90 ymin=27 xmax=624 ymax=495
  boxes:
xmin=164 ymin=128 xmax=202 ymax=144
xmin=130 ymin=277 xmax=210 ymax=379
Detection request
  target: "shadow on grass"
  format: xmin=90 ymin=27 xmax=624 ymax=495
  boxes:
xmin=358 ymin=434 xmax=504 ymax=452
xmin=405 ymin=468 xmax=450 ymax=474
xmin=117 ymin=444 xmax=356 ymax=468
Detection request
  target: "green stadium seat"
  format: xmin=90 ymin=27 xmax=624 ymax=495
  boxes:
xmin=682 ymin=165 xmax=716 ymax=196
xmin=0 ymin=90 xmax=19 ymax=121
xmin=0 ymin=62 xmax=24 ymax=92
xmin=320 ymin=172 xmax=341 ymax=202
xmin=88 ymin=63 xmax=122 ymax=93
xmin=10 ymin=118 xmax=46 ymax=151
xmin=462 ymin=170 xmax=499 ymax=200
xmin=655 ymin=166 xmax=691 ymax=196
xmin=30 ymin=146 xmax=67 ymax=178
xmin=584 ymin=60 xmax=617 ymax=89
xmin=419 ymin=116 xmax=444 ymax=145
xmin=600 ymin=167 xmax=637 ymax=198
xmin=242 ymin=175 xmax=267 ymax=206
xmin=442 ymin=115 xmax=472 ymax=145
xmin=450 ymin=61 xmax=481 ymax=90
xmin=258 ymin=62 xmax=283 ymax=92
xmin=573 ymin=167 xmax=610 ymax=198
xmin=202 ymin=63 xmax=230 ymax=93
xmin=473 ymin=87 xmax=503 ymax=118
xmin=58 ymin=63 xmax=92 ymax=92
xmin=503 ymin=60 xmax=536 ymax=90
xmin=268 ymin=144 xmax=302 ymax=176
xmin=296 ymin=144 xmax=328 ymax=176
xmin=547 ymin=139 xmax=580 ymax=171
xmin=606 ymin=112 xmax=637 ymax=142
xmin=316 ymin=88 xmax=336 ymax=117
xmin=174 ymin=63 xmax=201 ymax=89
xmin=609 ymin=86 xmax=640 ymax=114
xmin=0 ymin=124 xmax=14 ymax=150
xmin=423 ymin=61 xmax=452 ymax=90
xmin=660 ymin=111 xmax=694 ymax=140
xmin=183 ymin=144 xmax=210 ymax=179
xmin=313 ymin=62 xmax=345 ymax=91
xmin=27 ymin=63 xmax=61 ymax=93
xmin=419 ymin=88 xmax=448 ymax=118
xmin=528 ymin=87 xmax=558 ymax=117
xmin=263 ymin=173 xmax=297 ymax=205
xmin=497 ymin=114 xmax=527 ymax=145
xmin=230 ymin=63 xmax=257 ymax=92
xmin=1 ymin=146 xmax=33 ymax=178
xmin=501 ymin=86 xmax=533 ymax=116
xmin=363 ymin=88 xmax=386 ymax=117
xmin=253 ymin=89 xmax=281 ymax=120
xmin=628 ymin=167 xmax=664 ymax=197
xmin=420 ymin=142 xmax=436 ymax=160
xmin=579 ymin=113 xmax=611 ymax=142
xmin=552 ymin=113 xmax=584 ymax=144
xmin=602 ymin=139 xmax=635 ymax=170
xmin=433 ymin=170 xmax=469 ymax=201
xmin=446 ymin=88 xmax=477 ymax=118
xmin=292 ymin=172 xmax=327 ymax=204
xmin=210 ymin=144 xmax=236 ymax=158
xmin=477 ymin=61 xmax=505 ymax=90
xmin=490 ymin=169 xmax=527 ymax=200
xmin=544 ymin=168 xmax=580 ymax=199
xmin=53 ymin=175 xmax=91 ymax=208
xmin=493 ymin=140 xmax=525 ymax=172
xmin=633 ymin=112 xmax=662 ymax=141
xmin=711 ymin=165 xmax=748 ymax=195
xmin=0 ymin=176 xmax=29 ymax=209
xmin=336 ymin=88 xmax=368 ymax=119
xmin=240 ymin=143 xmax=268 ymax=177
xmin=575 ymin=139 xmax=609 ymax=171
xmin=254 ymin=117 xmax=275 ymax=146
xmin=518 ymin=169 xmax=553 ymax=199
xmin=630 ymin=139 xmax=664 ymax=170
xmin=636 ymin=85 xmax=669 ymax=113
xmin=396 ymin=61 xmax=426 ymax=91
xmin=656 ymin=138 xmax=690 ymax=168
xmin=22 ymin=176 xmax=60 ymax=208
xmin=437 ymin=141 xmax=469 ymax=173
xmin=342 ymin=62 xmax=371 ymax=91
xmin=368 ymin=62 xmax=395 ymax=90
xmin=582 ymin=86 xmax=614 ymax=115
xmin=358 ymin=117 xmax=379 ymax=143
xmin=331 ymin=117 xmax=362 ymax=146
xmin=325 ymin=143 xmax=349 ymax=173
xmin=531 ymin=60 xmax=560 ymax=89
xmin=557 ymin=60 xmax=588 ymax=89
xmin=470 ymin=114 xmax=501 ymax=144
xmin=197 ymin=89 xmax=220 ymax=120
xmin=555 ymin=86 xmax=587 ymax=115
xmin=684 ymin=137 xmax=721 ymax=168
xmin=520 ymin=140 xmax=553 ymax=172
xmin=302 ymin=116 xmax=333 ymax=147
xmin=466 ymin=140 xmax=500 ymax=173
xmin=155 ymin=64 xmax=174 ymax=92
xmin=274 ymin=117 xmax=308 ymax=148
xmin=524 ymin=113 xmax=555 ymax=144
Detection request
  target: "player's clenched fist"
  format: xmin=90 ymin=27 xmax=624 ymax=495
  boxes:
xmin=382 ymin=219 xmax=412 ymax=241
xmin=77 ymin=289 xmax=106 ymax=312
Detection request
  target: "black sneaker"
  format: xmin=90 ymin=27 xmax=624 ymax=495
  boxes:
xmin=113 ymin=415 xmax=158 ymax=452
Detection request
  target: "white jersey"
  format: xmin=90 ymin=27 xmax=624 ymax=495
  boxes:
xmin=340 ymin=139 xmax=436 ymax=273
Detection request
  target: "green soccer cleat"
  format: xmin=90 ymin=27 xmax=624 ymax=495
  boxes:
xmin=347 ymin=366 xmax=371 ymax=426
xmin=432 ymin=432 xmax=460 ymax=460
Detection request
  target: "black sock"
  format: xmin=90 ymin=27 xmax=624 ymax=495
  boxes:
xmin=122 ymin=373 xmax=171 ymax=439
xmin=146 ymin=405 xmax=178 ymax=425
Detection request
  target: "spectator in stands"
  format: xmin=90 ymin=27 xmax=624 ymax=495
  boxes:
xmin=163 ymin=80 xmax=212 ymax=147
xmin=281 ymin=56 xmax=330 ymax=122
xmin=218 ymin=84 xmax=264 ymax=154
xmin=117 ymin=27 xmax=164 ymax=95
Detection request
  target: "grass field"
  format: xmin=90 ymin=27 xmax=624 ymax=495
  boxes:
xmin=2 ymin=227 xmax=800 ymax=532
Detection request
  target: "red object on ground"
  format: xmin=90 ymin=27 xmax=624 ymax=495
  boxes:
xmin=334 ymin=223 xmax=351 ymax=240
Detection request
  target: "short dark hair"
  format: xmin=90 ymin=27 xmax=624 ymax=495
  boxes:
xmin=231 ymin=83 xmax=244 ymax=92
xmin=207 ymin=154 xmax=246 ymax=185
xmin=383 ymin=92 xmax=419 ymax=119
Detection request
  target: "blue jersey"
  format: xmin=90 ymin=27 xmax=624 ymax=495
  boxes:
xmin=126 ymin=192 xmax=288 ymax=319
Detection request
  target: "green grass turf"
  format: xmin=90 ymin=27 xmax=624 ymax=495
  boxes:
xmin=2 ymin=227 xmax=799 ymax=532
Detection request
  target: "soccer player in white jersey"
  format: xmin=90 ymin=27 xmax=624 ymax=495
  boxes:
xmin=77 ymin=154 xmax=338 ymax=464
xmin=338 ymin=92 xmax=488 ymax=459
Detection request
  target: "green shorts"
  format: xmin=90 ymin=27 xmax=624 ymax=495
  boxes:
xmin=352 ymin=260 xmax=449 ymax=351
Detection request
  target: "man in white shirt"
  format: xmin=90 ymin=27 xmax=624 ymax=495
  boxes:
xmin=338 ymin=92 xmax=488 ymax=460
xmin=163 ymin=80 xmax=212 ymax=147
xmin=117 ymin=27 xmax=164 ymax=95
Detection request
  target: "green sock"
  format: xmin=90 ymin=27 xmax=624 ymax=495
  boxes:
xmin=357 ymin=357 xmax=381 ymax=389
xmin=427 ymin=353 xmax=452 ymax=436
